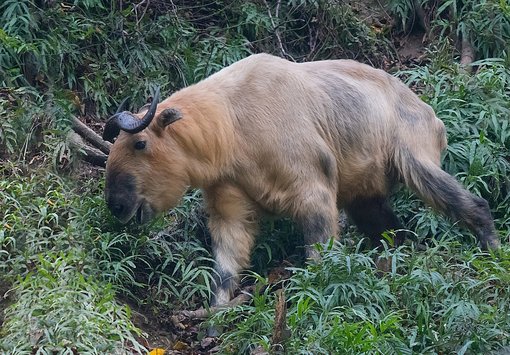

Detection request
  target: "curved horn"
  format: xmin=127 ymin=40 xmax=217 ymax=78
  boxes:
xmin=115 ymin=96 xmax=130 ymax=114
xmin=102 ymin=87 xmax=160 ymax=143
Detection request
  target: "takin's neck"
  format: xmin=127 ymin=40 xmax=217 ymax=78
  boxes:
xmin=165 ymin=88 xmax=236 ymax=188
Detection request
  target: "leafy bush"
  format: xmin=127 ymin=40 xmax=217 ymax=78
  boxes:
xmin=387 ymin=0 xmax=510 ymax=60
xmin=1 ymin=252 xmax=145 ymax=354
xmin=212 ymin=241 xmax=510 ymax=354
xmin=0 ymin=167 xmax=148 ymax=352
xmin=0 ymin=163 xmax=214 ymax=351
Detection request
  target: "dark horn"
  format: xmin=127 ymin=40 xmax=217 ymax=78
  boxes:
xmin=119 ymin=86 xmax=160 ymax=133
xmin=115 ymin=96 xmax=130 ymax=114
xmin=102 ymin=87 xmax=160 ymax=143
xmin=103 ymin=96 xmax=130 ymax=142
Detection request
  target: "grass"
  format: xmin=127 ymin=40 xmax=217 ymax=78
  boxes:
xmin=1 ymin=251 xmax=145 ymax=354
xmin=212 ymin=241 xmax=510 ymax=354
xmin=396 ymin=56 xmax=510 ymax=237
xmin=387 ymin=0 xmax=510 ymax=60
xmin=0 ymin=167 xmax=146 ymax=353
xmin=1 ymin=0 xmax=509 ymax=353
xmin=0 ymin=166 xmax=213 ymax=352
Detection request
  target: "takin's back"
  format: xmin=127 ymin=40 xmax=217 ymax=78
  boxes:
xmin=177 ymin=53 xmax=447 ymax=205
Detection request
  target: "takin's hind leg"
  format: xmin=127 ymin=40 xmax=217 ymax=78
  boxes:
xmin=345 ymin=196 xmax=408 ymax=248
xmin=293 ymin=186 xmax=339 ymax=259
xmin=204 ymin=184 xmax=259 ymax=307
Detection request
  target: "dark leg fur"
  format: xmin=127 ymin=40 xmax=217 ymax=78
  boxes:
xmin=346 ymin=196 xmax=407 ymax=247
xmin=295 ymin=188 xmax=339 ymax=259
xmin=299 ymin=212 xmax=338 ymax=258
xmin=301 ymin=212 xmax=334 ymax=245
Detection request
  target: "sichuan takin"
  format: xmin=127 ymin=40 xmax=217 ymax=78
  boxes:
xmin=103 ymin=53 xmax=500 ymax=307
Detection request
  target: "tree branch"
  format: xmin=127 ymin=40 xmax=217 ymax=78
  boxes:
xmin=271 ymin=289 xmax=289 ymax=351
xmin=71 ymin=117 xmax=111 ymax=154
xmin=262 ymin=0 xmax=294 ymax=61
xmin=67 ymin=131 xmax=108 ymax=167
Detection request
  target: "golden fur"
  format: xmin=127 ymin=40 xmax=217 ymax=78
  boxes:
xmin=105 ymin=53 xmax=498 ymax=306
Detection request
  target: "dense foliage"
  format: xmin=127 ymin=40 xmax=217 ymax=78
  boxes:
xmin=1 ymin=0 xmax=509 ymax=353
xmin=214 ymin=241 xmax=510 ymax=354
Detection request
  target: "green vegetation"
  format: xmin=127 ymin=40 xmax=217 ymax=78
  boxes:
xmin=0 ymin=163 xmax=213 ymax=352
xmin=1 ymin=0 xmax=509 ymax=353
xmin=387 ymin=0 xmax=510 ymax=59
xmin=213 ymin=241 xmax=510 ymax=354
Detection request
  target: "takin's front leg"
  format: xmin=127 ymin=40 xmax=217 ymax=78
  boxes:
xmin=204 ymin=184 xmax=259 ymax=306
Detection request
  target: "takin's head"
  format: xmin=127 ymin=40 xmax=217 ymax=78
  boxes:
xmin=102 ymin=88 xmax=188 ymax=224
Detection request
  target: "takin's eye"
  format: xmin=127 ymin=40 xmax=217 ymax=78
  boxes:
xmin=134 ymin=140 xmax=146 ymax=150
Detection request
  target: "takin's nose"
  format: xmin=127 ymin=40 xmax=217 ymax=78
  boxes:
xmin=104 ymin=173 xmax=138 ymax=222
xmin=107 ymin=197 xmax=133 ymax=222
xmin=110 ymin=201 xmax=126 ymax=218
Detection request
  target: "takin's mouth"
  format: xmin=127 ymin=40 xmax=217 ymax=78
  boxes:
xmin=117 ymin=200 xmax=155 ymax=225
xmin=134 ymin=201 xmax=156 ymax=225
xmin=131 ymin=201 xmax=154 ymax=224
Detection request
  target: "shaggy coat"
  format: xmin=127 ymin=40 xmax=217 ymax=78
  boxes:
xmin=104 ymin=53 xmax=499 ymax=306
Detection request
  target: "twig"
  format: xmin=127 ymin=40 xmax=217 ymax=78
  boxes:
xmin=275 ymin=0 xmax=281 ymax=19
xmin=175 ymin=285 xmax=255 ymax=320
xmin=71 ymin=117 xmax=111 ymax=154
xmin=306 ymin=25 xmax=318 ymax=61
xmin=271 ymin=289 xmax=289 ymax=352
xmin=134 ymin=0 xmax=150 ymax=28
xmin=262 ymin=0 xmax=294 ymax=61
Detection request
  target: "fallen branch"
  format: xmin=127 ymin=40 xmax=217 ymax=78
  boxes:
xmin=271 ymin=289 xmax=289 ymax=352
xmin=67 ymin=131 xmax=108 ymax=167
xmin=71 ymin=117 xmax=111 ymax=154
xmin=175 ymin=285 xmax=255 ymax=321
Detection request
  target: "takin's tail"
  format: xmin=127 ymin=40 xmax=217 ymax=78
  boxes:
xmin=393 ymin=146 xmax=500 ymax=250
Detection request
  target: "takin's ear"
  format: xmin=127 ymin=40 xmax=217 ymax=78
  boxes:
xmin=158 ymin=108 xmax=183 ymax=128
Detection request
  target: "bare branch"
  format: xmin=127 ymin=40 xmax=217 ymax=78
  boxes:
xmin=271 ymin=289 xmax=289 ymax=351
xmin=134 ymin=0 xmax=150 ymax=28
xmin=67 ymin=131 xmax=108 ymax=167
xmin=71 ymin=117 xmax=111 ymax=154
xmin=262 ymin=0 xmax=294 ymax=62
